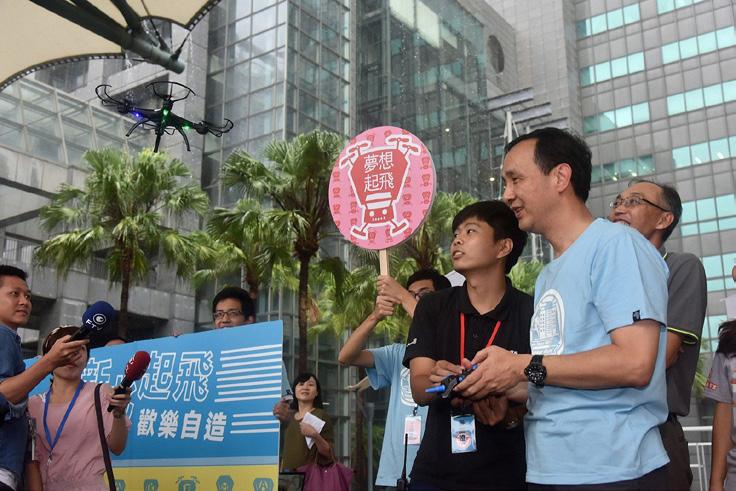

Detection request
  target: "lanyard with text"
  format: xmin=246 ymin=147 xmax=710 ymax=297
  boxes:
xmin=43 ymin=380 xmax=84 ymax=460
xmin=459 ymin=313 xmax=502 ymax=361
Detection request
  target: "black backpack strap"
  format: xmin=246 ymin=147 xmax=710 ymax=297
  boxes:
xmin=94 ymin=383 xmax=117 ymax=491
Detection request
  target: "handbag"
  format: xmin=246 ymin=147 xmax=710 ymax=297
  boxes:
xmin=93 ymin=383 xmax=117 ymax=491
xmin=296 ymin=451 xmax=353 ymax=491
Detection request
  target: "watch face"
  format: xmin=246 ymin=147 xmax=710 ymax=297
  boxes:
xmin=525 ymin=364 xmax=546 ymax=386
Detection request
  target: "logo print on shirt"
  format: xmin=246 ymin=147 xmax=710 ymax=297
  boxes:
xmin=530 ymin=289 xmax=565 ymax=355
xmin=399 ymin=367 xmax=417 ymax=406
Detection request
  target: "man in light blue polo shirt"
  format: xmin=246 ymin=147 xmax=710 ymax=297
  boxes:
xmin=456 ymin=128 xmax=670 ymax=489
xmin=338 ymin=269 xmax=451 ymax=489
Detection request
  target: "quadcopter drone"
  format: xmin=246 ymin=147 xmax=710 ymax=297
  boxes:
xmin=95 ymin=81 xmax=233 ymax=152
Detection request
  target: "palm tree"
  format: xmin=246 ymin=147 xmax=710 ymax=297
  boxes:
xmin=508 ymin=259 xmax=544 ymax=295
xmin=194 ymin=198 xmax=295 ymax=299
xmin=34 ymin=148 xmax=210 ymax=338
xmin=222 ymin=130 xmax=344 ymax=372
xmin=398 ymin=191 xmax=475 ymax=271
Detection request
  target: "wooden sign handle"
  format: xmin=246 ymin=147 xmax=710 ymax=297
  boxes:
xmin=379 ymin=250 xmax=389 ymax=276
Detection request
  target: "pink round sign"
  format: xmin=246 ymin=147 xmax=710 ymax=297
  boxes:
xmin=329 ymin=126 xmax=436 ymax=250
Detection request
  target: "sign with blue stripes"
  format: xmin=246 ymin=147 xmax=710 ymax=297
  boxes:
xmin=28 ymin=321 xmax=285 ymax=490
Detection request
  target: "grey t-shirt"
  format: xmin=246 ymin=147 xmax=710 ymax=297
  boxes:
xmin=664 ymin=251 xmax=707 ymax=416
xmin=704 ymin=352 xmax=736 ymax=488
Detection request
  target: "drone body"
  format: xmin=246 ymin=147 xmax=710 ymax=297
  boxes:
xmin=96 ymin=81 xmax=233 ymax=152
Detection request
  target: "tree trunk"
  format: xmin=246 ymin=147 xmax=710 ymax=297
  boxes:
xmin=118 ymin=248 xmax=132 ymax=339
xmin=297 ymin=255 xmax=310 ymax=374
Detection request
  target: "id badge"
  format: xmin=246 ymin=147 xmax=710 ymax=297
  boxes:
xmin=404 ymin=415 xmax=422 ymax=445
xmin=450 ymin=414 xmax=477 ymax=454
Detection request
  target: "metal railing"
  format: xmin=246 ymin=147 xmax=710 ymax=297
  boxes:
xmin=684 ymin=425 xmax=713 ymax=491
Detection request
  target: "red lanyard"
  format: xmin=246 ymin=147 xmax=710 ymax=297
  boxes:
xmin=459 ymin=312 xmax=502 ymax=361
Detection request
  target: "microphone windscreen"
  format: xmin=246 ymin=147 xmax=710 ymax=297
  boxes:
xmin=81 ymin=301 xmax=116 ymax=334
xmin=124 ymin=351 xmax=151 ymax=382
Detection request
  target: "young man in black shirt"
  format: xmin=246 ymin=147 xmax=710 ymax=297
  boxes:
xmin=403 ymin=200 xmax=533 ymax=490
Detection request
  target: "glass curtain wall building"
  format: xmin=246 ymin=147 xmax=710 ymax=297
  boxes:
xmin=356 ymin=0 xmax=518 ymax=199
xmin=200 ymin=0 xmax=353 ymax=461
xmin=575 ymin=0 xmax=736 ymax=355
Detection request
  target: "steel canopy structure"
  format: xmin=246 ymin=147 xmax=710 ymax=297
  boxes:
xmin=0 ymin=0 xmax=222 ymax=91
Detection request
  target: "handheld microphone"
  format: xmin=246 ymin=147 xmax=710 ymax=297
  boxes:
xmin=69 ymin=301 xmax=116 ymax=341
xmin=108 ymin=351 xmax=151 ymax=412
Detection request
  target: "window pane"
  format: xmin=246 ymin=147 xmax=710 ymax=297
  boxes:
xmin=252 ymin=6 xmax=277 ymax=34
xmin=0 ymin=121 xmax=24 ymax=151
xmin=591 ymin=165 xmax=602 ymax=184
xmin=576 ymin=19 xmax=590 ymax=38
xmin=703 ymin=84 xmax=724 ymax=106
xmin=623 ymin=4 xmax=640 ymax=23
xmin=682 ymin=201 xmax=697 ymax=223
xmin=632 ymin=103 xmax=649 ymax=123
xmin=584 ymin=116 xmax=599 ymax=134
xmin=250 ymin=87 xmax=273 ymax=114
xmin=638 ymin=156 xmax=654 ymax=175
xmin=716 ymin=27 xmax=736 ymax=48
xmin=697 ymin=198 xmax=717 ymax=220
xmin=628 ymin=52 xmax=645 ymax=72
xmin=720 ymin=217 xmax=736 ymax=231
xmin=615 ymin=106 xmax=632 ymax=127
xmin=607 ymin=9 xmax=624 ymax=30
xmin=700 ymin=219 xmax=718 ymax=235
xmin=723 ymin=81 xmax=736 ymax=102
xmin=225 ymin=62 xmax=250 ymax=100
xmin=710 ymin=138 xmax=730 ymax=160
xmin=662 ymin=43 xmax=680 ymax=64
xmin=595 ymin=62 xmax=611 ymax=82
xmin=611 ymin=57 xmax=628 ymax=78
xmin=657 ymin=0 xmax=675 ymax=13
xmin=681 ymin=224 xmax=698 ymax=236
xmin=249 ymin=110 xmax=272 ymax=138
xmin=581 ymin=67 xmax=594 ymax=86
xmin=703 ymin=255 xmax=723 ymax=278
xmin=667 ymin=94 xmax=685 ymax=114
xmin=672 ymin=146 xmax=691 ymax=167
xmin=591 ymin=14 xmax=607 ymax=34
xmin=252 ymin=29 xmax=276 ymax=54
xmin=251 ymin=53 xmax=276 ymax=90
xmin=691 ymin=142 xmax=710 ymax=164
xmin=685 ymin=89 xmax=704 ymax=111
xmin=603 ymin=163 xmax=617 ymax=181
xmin=679 ymin=37 xmax=698 ymax=59
xmin=600 ymin=111 xmax=616 ymax=131
xmin=697 ymin=32 xmax=717 ymax=53
xmin=707 ymin=278 xmax=724 ymax=291
xmin=227 ymin=39 xmax=251 ymax=65
xmin=716 ymin=194 xmax=736 ymax=216
xmin=619 ymin=158 xmax=637 ymax=177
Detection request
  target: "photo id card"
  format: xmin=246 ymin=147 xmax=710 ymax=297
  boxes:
xmin=450 ymin=414 xmax=477 ymax=454
xmin=404 ymin=415 xmax=422 ymax=445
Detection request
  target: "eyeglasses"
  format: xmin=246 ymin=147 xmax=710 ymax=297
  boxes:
xmin=609 ymin=196 xmax=671 ymax=212
xmin=213 ymin=309 xmax=244 ymax=321
xmin=409 ymin=288 xmax=433 ymax=300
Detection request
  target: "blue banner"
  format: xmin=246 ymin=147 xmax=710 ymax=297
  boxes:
xmin=27 ymin=321 xmax=284 ymax=490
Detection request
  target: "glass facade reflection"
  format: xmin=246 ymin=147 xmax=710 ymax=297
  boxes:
xmin=356 ymin=0 xmax=510 ymax=198
xmin=578 ymin=0 xmax=736 ymax=357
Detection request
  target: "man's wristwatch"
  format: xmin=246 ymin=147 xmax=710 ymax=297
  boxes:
xmin=524 ymin=354 xmax=546 ymax=387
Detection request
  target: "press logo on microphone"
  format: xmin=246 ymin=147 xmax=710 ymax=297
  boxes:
xmin=92 ymin=313 xmax=107 ymax=326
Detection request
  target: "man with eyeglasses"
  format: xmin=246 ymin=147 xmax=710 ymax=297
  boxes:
xmin=456 ymin=128 xmax=669 ymax=489
xmin=337 ymin=269 xmax=450 ymax=490
xmin=211 ymin=287 xmax=292 ymax=421
xmin=0 ymin=265 xmax=88 ymax=491
xmin=212 ymin=286 xmax=255 ymax=329
xmin=609 ymin=180 xmax=707 ymax=491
